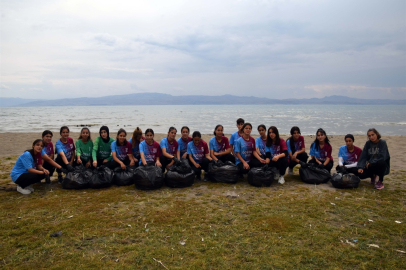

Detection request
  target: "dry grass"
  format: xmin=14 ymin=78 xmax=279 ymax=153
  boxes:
xmin=0 ymin=157 xmax=405 ymax=269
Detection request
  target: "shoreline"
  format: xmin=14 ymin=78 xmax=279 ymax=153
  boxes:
xmin=1 ymin=132 xmax=404 ymax=171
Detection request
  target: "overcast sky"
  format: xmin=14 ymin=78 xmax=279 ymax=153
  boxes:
xmin=1 ymin=0 xmax=405 ymax=100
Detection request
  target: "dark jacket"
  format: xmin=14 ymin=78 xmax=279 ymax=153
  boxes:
xmin=358 ymin=139 xmax=390 ymax=175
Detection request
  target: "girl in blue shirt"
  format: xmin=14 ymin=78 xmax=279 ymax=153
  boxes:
xmin=209 ymin=125 xmax=235 ymax=164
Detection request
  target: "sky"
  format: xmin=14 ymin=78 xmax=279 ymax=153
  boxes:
xmin=1 ymin=0 xmax=405 ymax=100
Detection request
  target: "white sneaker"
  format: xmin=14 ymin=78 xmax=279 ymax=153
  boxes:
xmin=26 ymin=185 xmax=34 ymax=192
xmin=278 ymin=176 xmax=285 ymax=184
xmin=17 ymin=186 xmax=32 ymax=195
xmin=288 ymin=168 xmax=293 ymax=175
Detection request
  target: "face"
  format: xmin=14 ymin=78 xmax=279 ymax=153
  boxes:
xmin=145 ymin=132 xmax=154 ymax=143
xmin=181 ymin=128 xmax=189 ymax=139
xmin=345 ymin=138 xmax=354 ymax=148
xmin=33 ymin=141 xmax=43 ymax=154
xmin=118 ymin=132 xmax=126 ymax=143
xmin=215 ymin=126 xmax=223 ymax=137
xmin=61 ymin=129 xmax=69 ymax=139
xmin=100 ymin=130 xmax=108 ymax=139
xmin=268 ymin=129 xmax=276 ymax=140
xmin=168 ymin=129 xmax=177 ymax=140
xmin=292 ymin=130 xmax=300 ymax=140
xmin=243 ymin=125 xmax=252 ymax=136
xmin=237 ymin=123 xmax=244 ymax=131
xmin=193 ymin=137 xmax=201 ymax=146
xmin=258 ymin=127 xmax=266 ymax=137
xmin=368 ymin=131 xmax=378 ymax=142
xmin=42 ymin=134 xmax=52 ymax=144
xmin=317 ymin=132 xmax=326 ymax=142
xmin=81 ymin=129 xmax=90 ymax=140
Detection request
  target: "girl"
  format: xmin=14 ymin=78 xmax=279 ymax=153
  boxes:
xmin=10 ymin=139 xmax=49 ymax=195
xmin=177 ymin=126 xmax=192 ymax=159
xmin=234 ymin=123 xmax=262 ymax=174
xmin=75 ymin=127 xmax=94 ymax=168
xmin=128 ymin=127 xmax=145 ymax=168
xmin=357 ymin=128 xmax=390 ymax=190
xmin=41 ymin=130 xmax=66 ymax=178
xmin=55 ymin=126 xmax=75 ymax=183
xmin=160 ymin=127 xmax=179 ymax=172
xmin=187 ymin=131 xmax=212 ymax=179
xmin=265 ymin=126 xmax=289 ymax=184
xmin=209 ymin=125 xmax=235 ymax=163
xmin=92 ymin=126 xmax=115 ymax=168
xmin=337 ymin=134 xmax=362 ymax=175
xmin=230 ymin=118 xmax=245 ymax=156
xmin=286 ymin=126 xmax=308 ymax=175
xmin=110 ymin=128 xmax=134 ymax=169
xmin=309 ymin=128 xmax=334 ymax=173
xmin=254 ymin=124 xmax=267 ymax=165
xmin=139 ymin=129 xmax=162 ymax=167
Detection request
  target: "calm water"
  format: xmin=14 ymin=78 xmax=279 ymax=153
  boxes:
xmin=0 ymin=105 xmax=405 ymax=135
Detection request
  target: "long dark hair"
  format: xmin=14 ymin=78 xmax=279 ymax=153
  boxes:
xmin=168 ymin=127 xmax=177 ymax=133
xmin=192 ymin=131 xmax=201 ymax=138
xmin=26 ymin=139 xmax=44 ymax=162
xmin=116 ymin=128 xmax=127 ymax=146
xmin=312 ymin=128 xmax=330 ymax=150
xmin=257 ymin=124 xmax=266 ymax=131
xmin=288 ymin=126 xmax=301 ymax=154
xmin=132 ymin=127 xmax=143 ymax=148
xmin=266 ymin=126 xmax=280 ymax=147
xmin=213 ymin=125 xmax=224 ymax=136
xmin=78 ymin=127 xmax=91 ymax=142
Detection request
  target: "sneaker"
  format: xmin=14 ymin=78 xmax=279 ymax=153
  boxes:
xmin=17 ymin=186 xmax=32 ymax=195
xmin=370 ymin=175 xmax=377 ymax=185
xmin=58 ymin=175 xmax=64 ymax=183
xmin=375 ymin=181 xmax=384 ymax=190
xmin=288 ymin=168 xmax=293 ymax=175
xmin=26 ymin=185 xmax=34 ymax=192
xmin=278 ymin=176 xmax=285 ymax=184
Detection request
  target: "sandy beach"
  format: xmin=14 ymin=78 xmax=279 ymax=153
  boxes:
xmin=0 ymin=132 xmax=404 ymax=171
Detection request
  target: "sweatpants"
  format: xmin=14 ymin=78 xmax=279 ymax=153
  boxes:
xmin=15 ymin=173 xmax=45 ymax=189
xmin=308 ymin=159 xmax=334 ymax=173
xmin=335 ymin=165 xmax=359 ymax=176
xmin=214 ymin=153 xmax=235 ymax=164
xmin=188 ymin=158 xmax=210 ymax=177
xmin=160 ymin=157 xmax=173 ymax=173
xmin=269 ymin=156 xmax=289 ymax=176
xmin=237 ymin=159 xmax=262 ymax=175
xmin=288 ymin=152 xmax=309 ymax=169
xmin=358 ymin=160 xmax=387 ymax=182
xmin=42 ymin=161 xmax=56 ymax=177
xmin=109 ymin=159 xmax=131 ymax=170
xmin=55 ymin=155 xmax=69 ymax=174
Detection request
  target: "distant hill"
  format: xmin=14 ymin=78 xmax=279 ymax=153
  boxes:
xmin=2 ymin=93 xmax=406 ymax=107
xmin=0 ymin=97 xmax=41 ymax=107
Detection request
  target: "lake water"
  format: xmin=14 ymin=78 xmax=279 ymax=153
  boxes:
xmin=0 ymin=105 xmax=405 ymax=135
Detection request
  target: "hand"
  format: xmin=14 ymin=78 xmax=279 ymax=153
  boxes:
xmin=120 ymin=162 xmax=126 ymax=170
xmin=182 ymin=152 xmax=187 ymax=159
xmin=214 ymin=152 xmax=219 ymax=156
xmin=358 ymin=169 xmax=363 ymax=174
xmin=85 ymin=161 xmax=91 ymax=168
xmin=194 ymin=163 xmax=201 ymax=169
xmin=272 ymin=156 xmax=279 ymax=162
xmin=293 ymin=153 xmax=298 ymax=158
xmin=43 ymin=169 xmax=49 ymax=175
xmin=156 ymin=161 xmax=162 ymax=167
xmin=366 ymin=163 xmax=369 ymax=168
xmin=133 ymin=158 xmax=138 ymax=163
xmin=77 ymin=158 xmax=82 ymax=164
xmin=130 ymin=160 xmax=135 ymax=166
xmin=66 ymin=164 xmax=74 ymax=172
xmin=172 ymin=157 xmax=180 ymax=165
xmin=260 ymin=158 xmax=266 ymax=164
xmin=93 ymin=160 xmax=97 ymax=167
xmin=243 ymin=162 xmax=250 ymax=170
xmin=103 ymin=159 xmax=108 ymax=164
xmin=60 ymin=167 xmax=68 ymax=174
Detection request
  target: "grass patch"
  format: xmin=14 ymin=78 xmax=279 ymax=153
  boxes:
xmin=0 ymin=156 xmax=405 ymax=269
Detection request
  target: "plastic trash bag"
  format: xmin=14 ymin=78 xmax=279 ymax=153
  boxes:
xmin=247 ymin=165 xmax=275 ymax=187
xmin=113 ymin=166 xmax=136 ymax=186
xmin=299 ymin=164 xmax=331 ymax=184
xmin=62 ymin=164 xmax=91 ymax=189
xmin=165 ymin=159 xmax=194 ymax=188
xmin=134 ymin=165 xmax=164 ymax=190
xmin=207 ymin=160 xmax=239 ymax=184
xmin=331 ymin=173 xmax=360 ymax=189
xmin=89 ymin=166 xmax=114 ymax=189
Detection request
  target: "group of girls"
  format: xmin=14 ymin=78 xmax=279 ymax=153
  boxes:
xmin=10 ymin=118 xmax=391 ymax=194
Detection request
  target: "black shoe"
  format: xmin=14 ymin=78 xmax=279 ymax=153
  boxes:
xmin=58 ymin=175 xmax=64 ymax=183
xmin=45 ymin=175 xmax=51 ymax=184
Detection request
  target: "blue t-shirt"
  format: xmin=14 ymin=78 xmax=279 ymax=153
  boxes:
xmin=139 ymin=140 xmax=161 ymax=165
xmin=55 ymin=137 xmax=75 ymax=160
xmin=309 ymin=143 xmax=333 ymax=161
xmin=338 ymin=145 xmax=362 ymax=165
xmin=111 ymin=141 xmax=132 ymax=161
xmin=160 ymin=137 xmax=178 ymax=161
xmin=10 ymin=152 xmax=42 ymax=182
xmin=187 ymin=140 xmax=209 ymax=164
xmin=209 ymin=136 xmax=230 ymax=153
xmin=255 ymin=137 xmax=267 ymax=156
xmin=128 ymin=137 xmax=145 ymax=159
xmin=229 ymin=131 xmax=241 ymax=147
xmin=234 ymin=136 xmax=255 ymax=164
xmin=177 ymin=137 xmax=192 ymax=156
xmin=41 ymin=142 xmax=54 ymax=157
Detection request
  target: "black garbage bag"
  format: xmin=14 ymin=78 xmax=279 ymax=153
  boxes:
xmin=247 ymin=165 xmax=275 ymax=187
xmin=62 ymin=164 xmax=91 ymax=189
xmin=89 ymin=166 xmax=114 ymax=189
xmin=299 ymin=164 xmax=331 ymax=185
xmin=207 ymin=160 xmax=239 ymax=184
xmin=113 ymin=166 xmax=136 ymax=186
xmin=165 ymin=159 xmax=194 ymax=188
xmin=134 ymin=165 xmax=164 ymax=190
xmin=331 ymin=173 xmax=360 ymax=189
